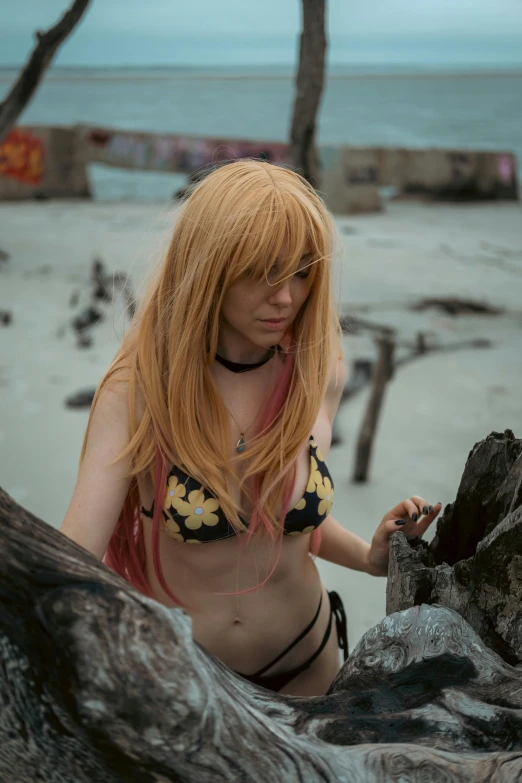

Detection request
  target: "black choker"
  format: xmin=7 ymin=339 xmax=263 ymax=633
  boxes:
xmin=215 ymin=345 xmax=277 ymax=373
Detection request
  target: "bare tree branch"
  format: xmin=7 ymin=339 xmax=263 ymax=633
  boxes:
xmin=0 ymin=0 xmax=92 ymax=142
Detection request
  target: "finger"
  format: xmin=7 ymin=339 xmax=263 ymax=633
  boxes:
xmin=415 ymin=501 xmax=443 ymax=536
xmin=383 ymin=516 xmax=412 ymax=539
xmin=411 ymin=495 xmax=433 ymax=519
xmin=403 ymin=497 xmax=425 ymax=522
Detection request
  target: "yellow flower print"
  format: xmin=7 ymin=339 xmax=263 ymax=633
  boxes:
xmin=174 ymin=488 xmax=220 ymax=530
xmin=163 ymin=516 xmax=184 ymax=543
xmin=293 ymin=497 xmax=306 ymax=511
xmin=306 ymin=456 xmax=323 ymax=493
xmin=316 ymin=477 xmax=334 ymax=517
xmin=163 ymin=475 xmax=186 ymax=511
xmin=288 ymin=525 xmax=316 ymax=537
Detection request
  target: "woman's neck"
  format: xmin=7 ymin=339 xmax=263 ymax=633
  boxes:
xmin=216 ymin=334 xmax=275 ymax=365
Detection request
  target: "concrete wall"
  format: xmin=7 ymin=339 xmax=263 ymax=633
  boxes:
xmin=0 ymin=126 xmax=91 ymax=201
xmin=79 ymin=125 xmax=383 ymax=214
xmin=320 ymin=147 xmax=382 ymax=214
xmin=1 ymin=125 xmax=519 ymax=212
xmin=78 ymin=125 xmax=290 ymax=174
xmin=320 ymin=145 xmax=519 ymax=213
xmin=376 ymin=147 xmax=519 ymax=201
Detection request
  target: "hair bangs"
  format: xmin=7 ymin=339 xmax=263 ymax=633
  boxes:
xmin=266 ymin=190 xmax=329 ymax=289
xmin=227 ymin=186 xmax=329 ymax=288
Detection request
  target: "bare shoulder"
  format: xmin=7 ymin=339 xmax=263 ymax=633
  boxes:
xmin=94 ymin=371 xmax=146 ymax=427
xmin=59 ymin=372 xmax=145 ymax=559
xmin=323 ymin=333 xmax=348 ymax=425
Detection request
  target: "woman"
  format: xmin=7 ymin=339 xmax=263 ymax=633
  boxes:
xmin=60 ymin=160 xmax=441 ymax=696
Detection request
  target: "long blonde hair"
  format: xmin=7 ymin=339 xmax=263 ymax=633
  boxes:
xmin=81 ymin=160 xmax=341 ymax=599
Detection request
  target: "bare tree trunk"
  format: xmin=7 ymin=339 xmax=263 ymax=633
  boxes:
xmin=0 ymin=0 xmax=92 ymax=143
xmin=352 ymin=335 xmax=395 ymax=482
xmin=289 ymin=0 xmax=327 ymax=187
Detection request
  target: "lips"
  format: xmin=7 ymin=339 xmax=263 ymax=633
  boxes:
xmin=259 ymin=318 xmax=287 ymax=331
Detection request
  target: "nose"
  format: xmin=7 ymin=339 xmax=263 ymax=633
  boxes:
xmin=268 ymin=279 xmax=293 ymax=307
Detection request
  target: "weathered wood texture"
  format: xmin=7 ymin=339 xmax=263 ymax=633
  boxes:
xmin=387 ymin=429 xmax=522 ymax=665
xmin=1 ymin=478 xmax=522 ymax=781
xmin=0 ymin=0 xmax=92 ymax=142
xmin=289 ymin=0 xmax=327 ymax=186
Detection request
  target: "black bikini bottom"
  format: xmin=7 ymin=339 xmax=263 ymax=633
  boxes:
xmin=235 ymin=590 xmax=348 ymax=692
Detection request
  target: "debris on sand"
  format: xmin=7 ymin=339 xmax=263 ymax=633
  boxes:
xmin=65 ymin=388 xmax=96 ymax=409
xmin=69 ymin=290 xmax=80 ymax=308
xmin=72 ymin=305 xmax=103 ymax=333
xmin=71 ymin=304 xmax=103 ymax=349
xmin=410 ymin=297 xmax=504 ymax=317
xmin=90 ymin=258 xmax=136 ymax=315
xmin=91 ymin=257 xmax=113 ymax=302
xmin=76 ymin=333 xmax=93 ymax=349
xmin=66 ymin=258 xmax=137 ymax=351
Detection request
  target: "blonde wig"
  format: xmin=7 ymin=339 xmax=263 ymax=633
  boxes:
xmin=80 ymin=159 xmax=342 ymax=601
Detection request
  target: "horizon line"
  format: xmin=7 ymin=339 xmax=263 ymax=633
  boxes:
xmin=1 ymin=62 xmax=521 ymax=80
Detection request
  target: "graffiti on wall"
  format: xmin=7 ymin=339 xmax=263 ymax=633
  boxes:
xmin=345 ymin=165 xmax=379 ymax=185
xmin=497 ymin=154 xmax=514 ymax=186
xmin=87 ymin=129 xmax=290 ymax=173
xmin=0 ymin=129 xmax=45 ymax=184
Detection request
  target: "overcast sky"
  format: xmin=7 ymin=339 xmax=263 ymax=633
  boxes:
xmin=2 ymin=0 xmax=522 ymax=67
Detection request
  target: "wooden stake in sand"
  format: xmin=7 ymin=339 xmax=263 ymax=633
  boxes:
xmin=353 ymin=335 xmax=395 ymax=483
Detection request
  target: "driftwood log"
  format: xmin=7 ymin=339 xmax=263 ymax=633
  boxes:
xmin=387 ymin=429 xmax=522 ymax=666
xmin=1 ymin=431 xmax=522 ymax=781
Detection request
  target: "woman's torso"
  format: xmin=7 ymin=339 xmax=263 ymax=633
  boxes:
xmin=137 ymin=357 xmax=335 ymax=674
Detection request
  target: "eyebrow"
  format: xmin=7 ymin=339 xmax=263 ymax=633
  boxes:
xmin=272 ymin=253 xmax=313 ymax=270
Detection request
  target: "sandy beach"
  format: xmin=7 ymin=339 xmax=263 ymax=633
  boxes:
xmin=1 ymin=197 xmax=521 ymax=649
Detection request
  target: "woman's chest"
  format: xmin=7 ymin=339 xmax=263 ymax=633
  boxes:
xmin=138 ymin=405 xmax=334 ymax=538
xmin=228 ymin=405 xmax=333 ymax=518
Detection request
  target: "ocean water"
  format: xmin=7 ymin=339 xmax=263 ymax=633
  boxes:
xmin=1 ymin=66 xmax=521 ymax=201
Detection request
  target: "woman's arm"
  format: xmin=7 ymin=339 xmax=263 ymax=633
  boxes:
xmin=60 ymin=382 xmax=133 ymax=560
xmin=322 ymin=338 xmax=348 ymax=426
xmin=319 ymin=335 xmax=441 ymax=577
xmin=318 ymin=499 xmax=442 ymax=577
xmin=317 ymin=514 xmax=382 ymax=575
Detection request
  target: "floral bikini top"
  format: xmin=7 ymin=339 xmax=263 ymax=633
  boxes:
xmin=141 ymin=436 xmax=334 ymax=544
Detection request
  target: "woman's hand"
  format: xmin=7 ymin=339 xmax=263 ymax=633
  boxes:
xmin=367 ymin=496 xmax=442 ymax=576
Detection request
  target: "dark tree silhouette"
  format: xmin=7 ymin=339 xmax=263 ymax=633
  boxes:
xmin=289 ymin=0 xmax=327 ymax=187
xmin=0 ymin=0 xmax=92 ymax=142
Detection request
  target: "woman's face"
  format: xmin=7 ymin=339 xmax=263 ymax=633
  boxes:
xmin=218 ymin=253 xmax=313 ymax=359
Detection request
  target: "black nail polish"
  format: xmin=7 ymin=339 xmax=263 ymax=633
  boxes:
xmin=423 ymin=506 xmax=428 ymax=515
xmin=437 ymin=502 xmax=442 ymax=507
xmin=412 ymin=513 xmax=418 ymax=522
xmin=429 ymin=505 xmax=434 ymax=513
xmin=395 ymin=519 xmax=406 ymax=526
